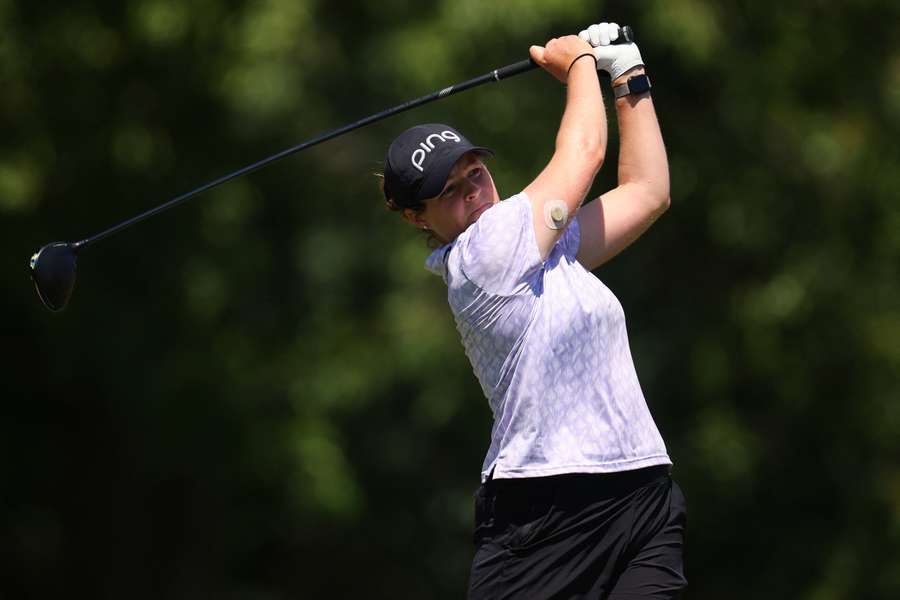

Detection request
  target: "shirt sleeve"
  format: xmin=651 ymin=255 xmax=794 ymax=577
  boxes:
xmin=453 ymin=193 xmax=543 ymax=295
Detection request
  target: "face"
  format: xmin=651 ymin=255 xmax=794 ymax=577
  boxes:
xmin=403 ymin=152 xmax=501 ymax=243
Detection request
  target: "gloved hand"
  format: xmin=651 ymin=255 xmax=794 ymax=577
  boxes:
xmin=578 ymin=22 xmax=643 ymax=81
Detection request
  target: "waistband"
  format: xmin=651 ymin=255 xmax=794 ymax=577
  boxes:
xmin=482 ymin=465 xmax=671 ymax=499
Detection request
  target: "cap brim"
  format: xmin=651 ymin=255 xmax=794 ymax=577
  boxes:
xmin=416 ymin=145 xmax=494 ymax=201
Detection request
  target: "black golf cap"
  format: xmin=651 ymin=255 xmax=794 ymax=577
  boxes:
xmin=383 ymin=123 xmax=493 ymax=209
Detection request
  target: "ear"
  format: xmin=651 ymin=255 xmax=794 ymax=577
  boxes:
xmin=402 ymin=208 xmax=429 ymax=230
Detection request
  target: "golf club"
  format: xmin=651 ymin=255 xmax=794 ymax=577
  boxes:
xmin=29 ymin=25 xmax=634 ymax=312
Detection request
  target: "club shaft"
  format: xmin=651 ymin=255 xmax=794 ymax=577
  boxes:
xmin=73 ymin=25 xmax=633 ymax=249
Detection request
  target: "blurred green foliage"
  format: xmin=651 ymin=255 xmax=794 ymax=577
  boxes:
xmin=2 ymin=0 xmax=899 ymax=598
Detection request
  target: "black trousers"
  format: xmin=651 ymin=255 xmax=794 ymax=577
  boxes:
xmin=468 ymin=466 xmax=687 ymax=599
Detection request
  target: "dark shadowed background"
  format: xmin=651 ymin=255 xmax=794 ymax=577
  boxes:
xmin=2 ymin=1 xmax=899 ymax=598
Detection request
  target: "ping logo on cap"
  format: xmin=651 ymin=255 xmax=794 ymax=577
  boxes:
xmin=411 ymin=130 xmax=461 ymax=172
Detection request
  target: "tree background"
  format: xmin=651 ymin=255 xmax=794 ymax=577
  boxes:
xmin=2 ymin=0 xmax=899 ymax=598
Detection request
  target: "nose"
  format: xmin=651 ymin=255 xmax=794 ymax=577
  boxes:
xmin=462 ymin=180 xmax=478 ymax=203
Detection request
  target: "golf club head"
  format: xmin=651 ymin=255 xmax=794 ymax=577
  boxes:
xmin=29 ymin=242 xmax=78 ymax=312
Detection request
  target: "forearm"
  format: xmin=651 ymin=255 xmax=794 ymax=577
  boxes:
xmin=524 ymin=40 xmax=609 ymax=259
xmin=556 ymin=59 xmax=607 ymax=163
xmin=613 ymin=67 xmax=669 ymax=207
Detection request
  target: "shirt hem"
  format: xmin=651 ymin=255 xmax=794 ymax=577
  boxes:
xmin=482 ymin=454 xmax=673 ymax=483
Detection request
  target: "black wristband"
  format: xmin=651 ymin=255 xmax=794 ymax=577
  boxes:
xmin=566 ymin=52 xmax=597 ymax=78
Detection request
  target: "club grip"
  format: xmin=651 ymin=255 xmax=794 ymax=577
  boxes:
xmin=588 ymin=24 xmax=634 ymax=44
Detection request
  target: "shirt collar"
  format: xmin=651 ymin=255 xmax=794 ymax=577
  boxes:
xmin=424 ymin=243 xmax=453 ymax=276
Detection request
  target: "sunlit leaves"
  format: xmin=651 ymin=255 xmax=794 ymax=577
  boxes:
xmin=217 ymin=0 xmax=317 ymax=122
xmin=130 ymin=0 xmax=190 ymax=47
xmin=0 ymin=155 xmax=41 ymax=213
xmin=643 ymin=0 xmax=722 ymax=65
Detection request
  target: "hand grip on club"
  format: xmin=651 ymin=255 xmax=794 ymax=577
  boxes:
xmin=494 ymin=25 xmax=635 ymax=81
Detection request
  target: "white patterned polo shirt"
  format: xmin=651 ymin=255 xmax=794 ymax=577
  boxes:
xmin=425 ymin=192 xmax=671 ymax=482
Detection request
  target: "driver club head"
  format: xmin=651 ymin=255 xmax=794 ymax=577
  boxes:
xmin=29 ymin=242 xmax=78 ymax=312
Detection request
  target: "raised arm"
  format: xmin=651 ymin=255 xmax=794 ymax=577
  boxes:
xmin=524 ymin=35 xmax=607 ymax=261
xmin=575 ymin=26 xmax=670 ymax=271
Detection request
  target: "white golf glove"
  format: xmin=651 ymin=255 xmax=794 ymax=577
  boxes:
xmin=578 ymin=22 xmax=643 ymax=81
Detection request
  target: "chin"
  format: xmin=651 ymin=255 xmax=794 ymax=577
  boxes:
xmin=469 ymin=203 xmax=493 ymax=225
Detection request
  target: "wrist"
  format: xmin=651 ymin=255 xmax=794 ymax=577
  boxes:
xmin=566 ymin=52 xmax=597 ymax=79
xmin=612 ymin=66 xmax=645 ymax=88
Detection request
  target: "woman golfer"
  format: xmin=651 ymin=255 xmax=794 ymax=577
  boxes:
xmin=381 ymin=23 xmax=686 ymax=599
